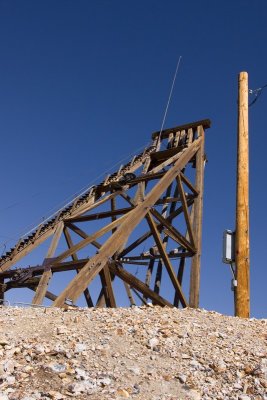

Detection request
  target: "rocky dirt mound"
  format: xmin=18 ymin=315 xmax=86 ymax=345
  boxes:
xmin=0 ymin=306 xmax=266 ymax=400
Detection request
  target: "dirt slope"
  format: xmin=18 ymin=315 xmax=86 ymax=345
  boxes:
xmin=0 ymin=306 xmax=266 ymax=400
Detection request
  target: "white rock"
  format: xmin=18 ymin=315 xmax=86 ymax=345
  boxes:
xmin=74 ymin=343 xmax=87 ymax=353
xmin=177 ymin=373 xmax=187 ymax=383
xmin=128 ymin=366 xmax=140 ymax=375
xmin=75 ymin=367 xmax=88 ymax=379
xmin=148 ymin=337 xmax=159 ymax=350
xmin=3 ymin=360 xmax=15 ymax=374
xmin=97 ymin=377 xmax=111 ymax=386
xmin=47 ymin=363 xmax=66 ymax=373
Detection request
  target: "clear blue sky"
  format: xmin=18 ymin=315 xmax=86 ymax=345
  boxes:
xmin=0 ymin=0 xmax=266 ymax=317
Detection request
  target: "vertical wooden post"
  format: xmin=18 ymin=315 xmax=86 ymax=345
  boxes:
xmin=0 ymin=277 xmax=5 ymax=304
xmin=235 ymin=72 xmax=250 ymax=318
xmin=189 ymin=126 xmax=205 ymax=308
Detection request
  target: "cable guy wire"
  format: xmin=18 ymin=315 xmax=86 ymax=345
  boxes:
xmin=249 ymin=84 xmax=267 ymax=107
xmin=157 ymin=56 xmax=182 ymax=145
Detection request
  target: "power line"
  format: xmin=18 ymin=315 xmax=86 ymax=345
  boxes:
xmin=249 ymin=84 xmax=267 ymax=107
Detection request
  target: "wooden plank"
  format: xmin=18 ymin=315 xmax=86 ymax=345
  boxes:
xmin=150 ymin=147 xmax=184 ymax=162
xmin=32 ymin=222 xmax=64 ymax=305
xmin=96 ymin=194 xmax=118 ymax=307
xmin=110 ymin=263 xmax=173 ymax=307
xmin=133 ymin=149 xmax=152 ymax=204
xmin=67 ymin=207 xmax=134 ymax=223
xmin=151 ymin=119 xmax=211 ymax=139
xmin=29 ymin=286 xmax=59 ymax=302
xmin=152 ymin=177 xmax=173 ymax=297
xmin=54 ymin=213 xmax=128 ymax=264
xmin=99 ymin=265 xmax=116 ymax=307
xmin=123 ymin=282 xmax=136 ymax=306
xmin=143 ymin=259 xmax=155 ymax=302
xmin=66 ymin=223 xmax=101 ymax=249
xmin=174 ymin=203 xmax=195 ymax=307
xmin=131 ymin=288 xmax=147 ymax=305
xmin=180 ymin=172 xmax=199 ymax=196
xmin=186 ymin=128 xmax=194 ymax=146
xmin=0 ymin=191 xmax=112 ymax=273
xmin=68 ymin=191 xmax=122 ymax=219
xmin=149 ymin=148 xmax=187 ymax=175
xmin=52 ymin=138 xmax=202 ymax=307
xmin=176 ymin=174 xmax=195 ymax=247
xmin=189 ymin=127 xmax=205 ymax=308
xmin=150 ymin=209 xmax=196 ymax=253
xmin=120 ymin=252 xmax=192 ymax=261
xmin=146 ymin=213 xmax=188 ymax=307
xmin=119 ymin=198 xmax=194 ymax=259
xmin=173 ymin=257 xmax=185 ymax=307
xmin=63 ymin=227 xmax=94 ymax=307
xmin=0 ymin=228 xmax=56 ymax=273
xmin=0 ymin=277 xmax=4 ymax=303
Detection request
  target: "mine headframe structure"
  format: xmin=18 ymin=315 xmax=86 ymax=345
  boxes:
xmin=0 ymin=119 xmax=211 ymax=308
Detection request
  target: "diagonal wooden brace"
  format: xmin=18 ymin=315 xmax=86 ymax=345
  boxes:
xmin=53 ymin=137 xmax=202 ymax=307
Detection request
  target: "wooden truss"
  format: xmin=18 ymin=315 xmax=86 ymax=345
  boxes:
xmin=0 ymin=119 xmax=211 ymax=308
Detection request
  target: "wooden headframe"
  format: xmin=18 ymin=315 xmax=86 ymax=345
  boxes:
xmin=0 ymin=119 xmax=211 ymax=308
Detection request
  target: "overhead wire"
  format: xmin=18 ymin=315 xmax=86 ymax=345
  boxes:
xmin=156 ymin=56 xmax=182 ymax=147
xmin=0 ymin=141 xmax=151 ymax=250
xmin=249 ymin=83 xmax=267 ymax=107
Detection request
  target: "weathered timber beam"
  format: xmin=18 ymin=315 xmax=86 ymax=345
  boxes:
xmin=110 ymin=263 xmax=173 ymax=307
xmin=123 ymin=282 xmax=136 ymax=306
xmin=66 ymin=223 xmax=101 ymax=249
xmin=53 ymin=213 xmax=128 ymax=264
xmin=0 ymin=228 xmax=56 ymax=273
xmin=118 ymin=199 xmax=194 ymax=258
xmin=146 ymin=213 xmax=188 ymax=307
xmin=189 ymin=127 xmax=205 ymax=308
xmin=131 ymin=288 xmax=147 ymax=305
xmin=176 ymin=174 xmax=195 ymax=247
xmin=151 ymin=119 xmax=211 ymax=139
xmin=150 ymin=209 xmax=196 ymax=253
xmin=63 ymin=227 xmax=94 ymax=308
xmin=149 ymin=148 xmax=188 ymax=175
xmin=32 ymin=222 xmax=64 ymax=305
xmin=69 ymin=191 xmax=123 ymax=219
xmin=119 ymin=252 xmax=192 ymax=261
xmin=1 ymin=259 xmax=88 ymax=279
xmin=180 ymin=172 xmax=199 ymax=196
xmin=99 ymin=265 xmax=116 ymax=307
xmin=52 ymin=137 xmax=202 ymax=307
xmin=0 ymin=277 xmax=4 ymax=302
xmin=29 ymin=286 xmax=58 ymax=302
xmin=129 ymin=171 xmax=165 ymax=185
xmin=67 ymin=207 xmax=134 ymax=223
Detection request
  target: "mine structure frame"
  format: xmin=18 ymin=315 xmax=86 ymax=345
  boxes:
xmin=0 ymin=119 xmax=210 ymax=308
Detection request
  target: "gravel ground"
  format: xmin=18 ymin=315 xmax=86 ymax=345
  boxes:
xmin=0 ymin=306 xmax=266 ymax=400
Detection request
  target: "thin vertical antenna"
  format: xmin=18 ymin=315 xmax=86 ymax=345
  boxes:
xmin=157 ymin=56 xmax=182 ymax=146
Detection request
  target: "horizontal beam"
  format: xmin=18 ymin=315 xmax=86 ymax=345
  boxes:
xmin=67 ymin=207 xmax=134 ymax=223
xmin=151 ymin=119 xmax=211 ymax=139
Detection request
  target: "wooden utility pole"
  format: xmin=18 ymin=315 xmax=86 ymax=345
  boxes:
xmin=235 ymin=71 xmax=250 ymax=318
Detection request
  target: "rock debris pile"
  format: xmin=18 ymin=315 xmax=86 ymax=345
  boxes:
xmin=0 ymin=306 xmax=266 ymax=400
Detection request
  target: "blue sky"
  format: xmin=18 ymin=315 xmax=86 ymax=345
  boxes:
xmin=0 ymin=0 xmax=266 ymax=317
